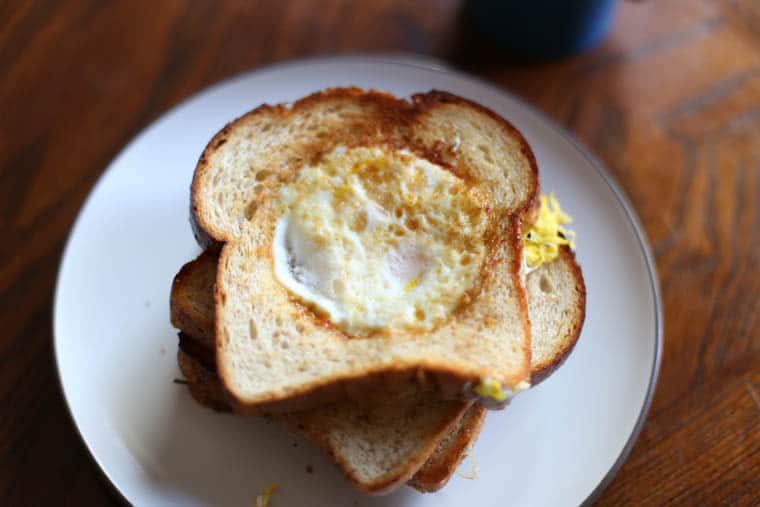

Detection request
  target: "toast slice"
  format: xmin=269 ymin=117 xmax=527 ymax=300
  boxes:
xmin=189 ymin=88 xmax=540 ymax=411
xmin=170 ymin=247 xmax=585 ymax=493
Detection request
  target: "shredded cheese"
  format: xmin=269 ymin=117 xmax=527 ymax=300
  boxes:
xmin=404 ymin=277 xmax=420 ymax=292
xmin=456 ymin=450 xmax=480 ymax=480
xmin=255 ymin=483 xmax=278 ymax=507
xmin=473 ymin=378 xmax=507 ymax=402
xmin=524 ymin=193 xmax=575 ymax=270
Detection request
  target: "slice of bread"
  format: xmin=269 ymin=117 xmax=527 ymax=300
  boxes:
xmin=170 ymin=246 xmax=585 ymax=493
xmin=189 ymin=88 xmax=539 ymax=411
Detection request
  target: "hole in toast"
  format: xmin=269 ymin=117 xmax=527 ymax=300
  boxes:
xmin=404 ymin=217 xmax=419 ymax=230
xmin=255 ymin=170 xmax=272 ymax=181
xmin=350 ymin=210 xmax=368 ymax=232
xmin=248 ymin=319 xmax=257 ymax=340
xmin=478 ymin=144 xmax=494 ymax=164
xmin=539 ymin=275 xmax=553 ymax=294
xmin=244 ymin=201 xmax=258 ymax=221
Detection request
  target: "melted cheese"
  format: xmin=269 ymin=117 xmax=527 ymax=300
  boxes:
xmin=273 ymin=146 xmax=487 ymax=336
xmin=473 ymin=378 xmax=530 ymax=404
xmin=255 ymin=483 xmax=278 ymax=507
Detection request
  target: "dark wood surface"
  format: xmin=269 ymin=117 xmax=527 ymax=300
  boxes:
xmin=2 ymin=1 xmax=758 ymax=505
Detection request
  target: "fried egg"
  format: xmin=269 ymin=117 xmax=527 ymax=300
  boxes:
xmin=273 ymin=145 xmax=487 ymax=336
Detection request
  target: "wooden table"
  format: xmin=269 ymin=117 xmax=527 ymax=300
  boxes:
xmin=2 ymin=1 xmax=758 ymax=504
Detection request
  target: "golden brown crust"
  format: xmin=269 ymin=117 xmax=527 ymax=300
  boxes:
xmin=170 ymin=250 xmax=217 ymax=341
xmin=509 ymin=218 xmax=533 ymax=383
xmin=529 ymin=247 xmax=586 ymax=385
xmin=220 ymin=362 xmax=483 ymax=416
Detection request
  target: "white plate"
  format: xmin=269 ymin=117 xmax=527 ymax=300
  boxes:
xmin=54 ymin=56 xmax=661 ymax=507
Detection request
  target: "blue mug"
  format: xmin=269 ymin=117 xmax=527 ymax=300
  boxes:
xmin=467 ymin=0 xmax=619 ymax=59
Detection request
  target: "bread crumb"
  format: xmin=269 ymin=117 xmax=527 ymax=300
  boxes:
xmin=456 ymin=451 xmax=480 ymax=480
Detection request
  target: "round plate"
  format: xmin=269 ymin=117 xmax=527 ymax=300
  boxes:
xmin=54 ymin=56 xmax=661 ymax=507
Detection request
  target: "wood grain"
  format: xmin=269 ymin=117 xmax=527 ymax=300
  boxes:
xmin=1 ymin=0 xmax=758 ymax=505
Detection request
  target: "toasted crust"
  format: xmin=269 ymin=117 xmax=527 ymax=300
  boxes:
xmin=170 ymin=251 xmax=217 ymax=342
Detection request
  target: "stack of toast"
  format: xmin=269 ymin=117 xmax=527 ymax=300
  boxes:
xmin=170 ymin=88 xmax=586 ymax=495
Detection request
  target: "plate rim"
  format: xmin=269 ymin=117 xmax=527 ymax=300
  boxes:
xmin=52 ymin=53 xmax=663 ymax=506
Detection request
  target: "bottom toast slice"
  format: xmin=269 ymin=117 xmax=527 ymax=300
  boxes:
xmin=170 ymin=248 xmax=585 ymax=493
